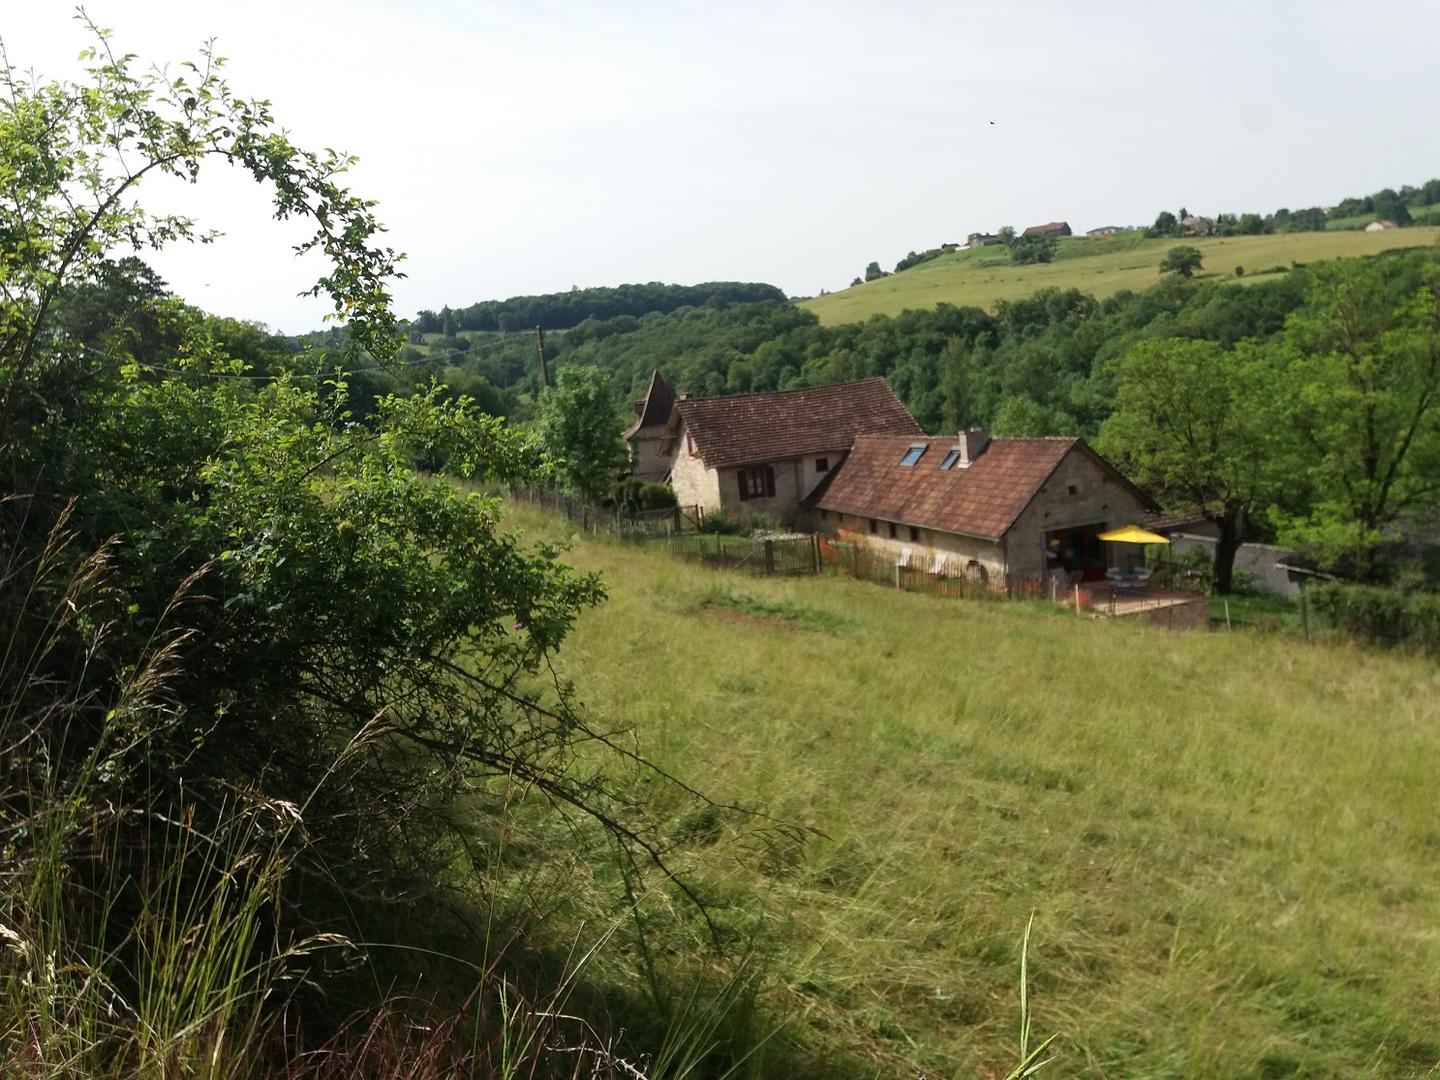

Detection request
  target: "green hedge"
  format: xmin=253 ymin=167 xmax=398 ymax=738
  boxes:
xmin=1307 ymin=581 xmax=1440 ymax=654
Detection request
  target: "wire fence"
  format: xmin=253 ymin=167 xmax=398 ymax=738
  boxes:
xmin=662 ymin=532 xmax=822 ymax=576
xmin=509 ymin=488 xmax=693 ymax=539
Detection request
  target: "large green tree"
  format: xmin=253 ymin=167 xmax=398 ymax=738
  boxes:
xmin=1098 ymin=338 xmax=1281 ymax=592
xmin=1269 ymin=259 xmax=1440 ymax=578
xmin=1159 ymin=246 xmax=1204 ymax=277
xmin=538 ymin=364 xmax=629 ymax=500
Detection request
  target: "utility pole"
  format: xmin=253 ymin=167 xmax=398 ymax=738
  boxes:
xmin=534 ymin=324 xmax=550 ymax=388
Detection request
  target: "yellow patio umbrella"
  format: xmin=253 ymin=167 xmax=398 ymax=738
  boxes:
xmin=1097 ymin=524 xmax=1171 ymax=545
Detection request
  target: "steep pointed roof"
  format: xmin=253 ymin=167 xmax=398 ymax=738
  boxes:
xmin=670 ymin=377 xmax=922 ymax=469
xmin=623 ymin=369 xmax=675 ymax=440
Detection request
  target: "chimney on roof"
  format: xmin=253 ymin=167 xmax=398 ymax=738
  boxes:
xmin=957 ymin=427 xmax=989 ymax=466
xmin=678 ymin=393 xmax=691 ymax=401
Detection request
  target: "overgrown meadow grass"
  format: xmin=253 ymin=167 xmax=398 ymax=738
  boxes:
xmin=801 ymin=227 xmax=1440 ymax=324
xmin=509 ymin=503 xmax=1440 ymax=1078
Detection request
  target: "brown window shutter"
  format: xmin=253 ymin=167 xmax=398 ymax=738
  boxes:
xmin=764 ymin=465 xmax=775 ymax=497
xmin=737 ymin=469 xmax=749 ymax=501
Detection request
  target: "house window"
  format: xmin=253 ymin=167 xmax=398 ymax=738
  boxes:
xmin=909 ymin=525 xmax=921 ymax=543
xmin=940 ymin=448 xmax=961 ymax=470
xmin=869 ymin=518 xmax=878 ymax=534
xmin=899 ymin=444 xmax=927 ymax=467
xmin=736 ymin=465 xmax=775 ymax=501
xmin=815 ymin=457 xmax=830 ymax=473
xmin=887 ymin=522 xmax=897 ymax=539
xmin=1068 ymin=484 xmax=1079 ymax=496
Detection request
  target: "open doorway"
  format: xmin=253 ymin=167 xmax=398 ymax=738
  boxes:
xmin=1044 ymin=523 xmax=1109 ymax=582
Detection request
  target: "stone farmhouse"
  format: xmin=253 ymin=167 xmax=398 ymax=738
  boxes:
xmin=806 ymin=430 xmax=1157 ymax=585
xmin=626 ymin=375 xmax=922 ymax=521
xmin=625 ymin=372 xmax=1158 ymax=587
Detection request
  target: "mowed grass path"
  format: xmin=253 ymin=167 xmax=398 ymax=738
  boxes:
xmin=802 ymin=228 xmax=1440 ymax=324
xmin=509 ymin=506 xmax=1440 ymax=1078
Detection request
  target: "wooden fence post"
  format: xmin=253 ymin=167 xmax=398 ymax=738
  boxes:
xmin=811 ymin=534 xmax=821 ymax=574
xmin=764 ymin=539 xmax=775 ymax=575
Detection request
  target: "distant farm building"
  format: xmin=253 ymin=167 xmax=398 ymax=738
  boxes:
xmin=1365 ymin=219 xmax=1398 ymax=232
xmin=806 ymin=429 xmax=1157 ymax=585
xmin=1085 ymin=225 xmax=1126 ymax=237
xmin=1181 ymin=215 xmax=1214 ymax=235
xmin=1023 ymin=221 xmax=1072 ymax=238
xmin=966 ymin=232 xmax=1001 ymax=248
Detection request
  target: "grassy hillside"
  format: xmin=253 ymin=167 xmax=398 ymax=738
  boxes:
xmin=803 ymin=227 xmax=1440 ymax=324
xmin=509 ymin=505 xmax=1440 ymax=1078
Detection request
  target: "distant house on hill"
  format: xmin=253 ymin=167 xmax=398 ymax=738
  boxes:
xmin=1085 ymin=225 xmax=1126 ymax=238
xmin=966 ymin=232 xmax=1001 ymax=248
xmin=1181 ymin=215 xmax=1214 ymax=235
xmin=805 ymin=430 xmax=1156 ymax=585
xmin=1022 ymin=221 xmax=1072 ymax=238
xmin=1365 ymin=219 xmax=1398 ymax=232
xmin=661 ymin=377 xmax=922 ymax=522
xmin=623 ymin=369 xmax=677 ymax=482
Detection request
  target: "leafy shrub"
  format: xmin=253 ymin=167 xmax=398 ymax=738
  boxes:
xmin=696 ymin=508 xmax=781 ymax=536
xmin=1307 ymin=581 xmax=1440 ymax=653
xmin=613 ymin=476 xmax=679 ymax=512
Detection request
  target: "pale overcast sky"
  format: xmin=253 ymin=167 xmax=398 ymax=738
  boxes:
xmin=8 ymin=1 xmax=1440 ymax=332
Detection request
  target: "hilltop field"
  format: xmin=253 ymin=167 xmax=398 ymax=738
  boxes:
xmin=506 ymin=503 xmax=1440 ymax=1078
xmin=802 ymin=227 xmax=1440 ymax=324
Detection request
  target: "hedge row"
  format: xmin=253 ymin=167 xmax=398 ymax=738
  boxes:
xmin=1307 ymin=581 xmax=1440 ymax=654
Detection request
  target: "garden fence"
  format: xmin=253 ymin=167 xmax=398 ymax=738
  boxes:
xmin=661 ymin=532 xmax=822 ymax=576
xmin=510 ymin=488 xmax=695 ymax=540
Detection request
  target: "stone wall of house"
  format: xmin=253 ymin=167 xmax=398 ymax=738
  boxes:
xmin=667 ymin=423 xmax=721 ymax=511
xmin=629 ymin=434 xmax=672 ymax=482
xmin=714 ymin=457 xmax=806 ymax=525
xmin=797 ymin=453 xmax=842 ymax=501
xmin=814 ymin=512 xmax=1008 ymax=582
xmin=1005 ymin=450 xmax=1152 ymax=580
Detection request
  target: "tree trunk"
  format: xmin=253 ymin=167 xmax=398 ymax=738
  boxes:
xmin=1211 ymin=508 xmax=1245 ymax=595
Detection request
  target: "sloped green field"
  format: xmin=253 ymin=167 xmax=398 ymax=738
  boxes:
xmin=510 ymin=505 xmax=1440 ymax=1077
xmin=803 ymin=228 xmax=1440 ymax=324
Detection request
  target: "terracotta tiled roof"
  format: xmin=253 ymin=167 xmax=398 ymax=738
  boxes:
xmin=623 ymin=369 xmax=675 ymax=440
xmin=810 ymin=434 xmax=1148 ymax=540
xmin=673 ymin=377 xmax=921 ymax=468
xmin=1023 ymin=221 xmax=1071 ymax=236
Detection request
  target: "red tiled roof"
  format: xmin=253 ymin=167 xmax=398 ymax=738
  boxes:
xmin=810 ymin=434 xmax=1140 ymax=540
xmin=673 ymin=377 xmax=921 ymax=468
xmin=1023 ymin=221 xmax=1071 ymax=236
xmin=623 ymin=369 xmax=675 ymax=440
